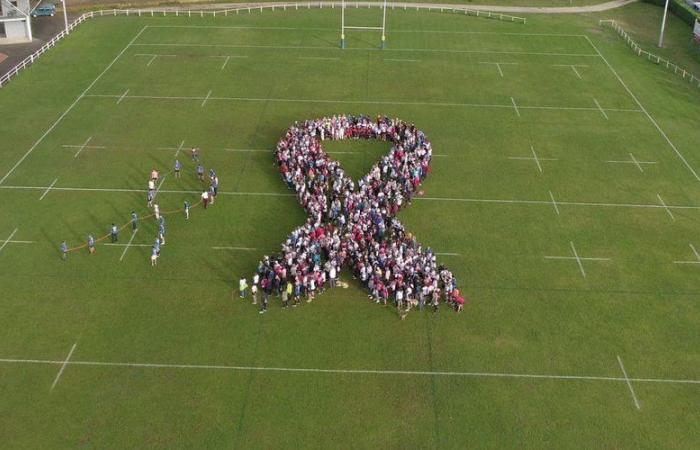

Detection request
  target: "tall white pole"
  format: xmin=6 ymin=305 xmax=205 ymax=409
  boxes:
xmin=658 ymin=0 xmax=670 ymax=48
xmin=380 ymin=0 xmax=387 ymax=49
xmin=340 ymin=0 xmax=345 ymax=48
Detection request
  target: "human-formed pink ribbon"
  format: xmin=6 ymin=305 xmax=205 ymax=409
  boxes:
xmin=265 ymin=115 xmax=458 ymax=306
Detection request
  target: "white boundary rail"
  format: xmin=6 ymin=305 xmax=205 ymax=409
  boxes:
xmin=0 ymin=2 xmax=525 ymax=89
xmin=600 ymin=19 xmax=700 ymax=89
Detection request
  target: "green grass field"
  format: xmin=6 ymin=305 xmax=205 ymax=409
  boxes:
xmin=0 ymin=3 xmax=699 ymax=448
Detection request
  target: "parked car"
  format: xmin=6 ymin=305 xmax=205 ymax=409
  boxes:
xmin=31 ymin=3 xmax=56 ymax=17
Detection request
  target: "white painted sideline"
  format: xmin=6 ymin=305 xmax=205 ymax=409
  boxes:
xmin=0 ymin=355 xmax=698 ymax=386
xmin=5 ymin=184 xmax=700 ymax=214
xmin=0 ymin=27 xmax=149 ymax=186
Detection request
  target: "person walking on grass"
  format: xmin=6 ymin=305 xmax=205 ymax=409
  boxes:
xmin=150 ymin=245 xmax=159 ymax=266
xmin=147 ymin=190 xmax=154 ymax=208
xmin=201 ymin=190 xmax=210 ymax=209
xmin=191 ymin=147 xmax=199 ymax=162
xmin=110 ymin=223 xmax=118 ymax=243
xmin=60 ymin=241 xmax=68 ymax=260
xmin=87 ymin=235 xmax=96 ymax=254
xmin=174 ymin=159 xmax=182 ymax=179
xmin=208 ymin=185 xmax=216 ymax=205
xmin=184 ymin=200 xmax=190 ymax=220
xmin=158 ymin=222 xmax=166 ymax=246
xmin=131 ymin=211 xmax=138 ymax=231
xmin=239 ymin=277 xmax=248 ymax=299
xmin=251 ymin=283 xmax=258 ymax=305
xmin=196 ymin=164 xmax=205 ymax=182
xmin=154 ymin=203 xmax=160 ymax=221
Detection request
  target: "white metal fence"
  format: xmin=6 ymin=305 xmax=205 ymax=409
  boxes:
xmin=0 ymin=2 xmax=526 ymax=88
xmin=600 ymin=19 xmax=700 ymax=89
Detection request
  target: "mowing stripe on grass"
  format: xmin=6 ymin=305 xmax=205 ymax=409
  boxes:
xmin=617 ymin=355 xmax=641 ymax=410
xmin=584 ymin=35 xmax=700 ymax=183
xmin=84 ymin=93 xmax=642 ymax=114
xmin=132 ymin=42 xmax=599 ymax=58
xmin=5 ymin=184 xmax=700 ymax=213
xmin=38 ymin=178 xmax=58 ymax=201
xmin=0 ymin=26 xmax=148 ymax=186
xmin=50 ymin=342 xmax=77 ymax=392
xmin=1 ymin=356 xmax=698 ymax=386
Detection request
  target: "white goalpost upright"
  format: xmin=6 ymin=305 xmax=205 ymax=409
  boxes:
xmin=341 ymin=0 xmax=388 ymax=49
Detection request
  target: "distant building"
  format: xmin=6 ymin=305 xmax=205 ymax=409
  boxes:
xmin=0 ymin=0 xmax=32 ymax=43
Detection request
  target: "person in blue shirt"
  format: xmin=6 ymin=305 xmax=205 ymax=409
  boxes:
xmin=60 ymin=241 xmax=68 ymax=260
xmin=174 ymin=159 xmax=182 ymax=179
xmin=208 ymin=168 xmax=216 ymax=180
xmin=158 ymin=223 xmax=166 ymax=246
xmin=184 ymin=200 xmax=190 ymax=220
xmin=150 ymin=246 xmax=159 ymax=266
xmin=153 ymin=237 xmax=161 ymax=255
xmin=131 ymin=211 xmax=138 ymax=231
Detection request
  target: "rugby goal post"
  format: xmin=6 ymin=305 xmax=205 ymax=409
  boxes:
xmin=340 ymin=0 xmax=388 ymax=49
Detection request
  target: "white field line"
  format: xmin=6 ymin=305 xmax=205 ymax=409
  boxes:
xmin=201 ymin=90 xmax=212 ymax=108
xmin=104 ymin=243 xmax=151 ymax=248
xmin=211 ymin=246 xmax=258 ymax=251
xmin=553 ymin=64 xmax=587 ymax=79
xmin=82 ymin=93 xmax=643 ymax=114
xmin=132 ymin=43 xmax=599 ymax=58
xmin=224 ymin=148 xmax=269 ymax=153
xmin=73 ymin=136 xmax=93 ymax=158
xmin=570 ymin=241 xmax=586 ymax=278
xmin=3 ymin=240 xmax=33 ymax=244
xmin=510 ymin=97 xmax=520 ymax=117
xmin=118 ymin=229 xmax=139 ymax=261
xmin=38 ymin=178 xmax=58 ymax=201
xmin=299 ymin=56 xmax=339 ymax=61
xmin=50 ymin=342 xmax=77 ymax=392
xmin=0 ymin=228 xmax=18 ymax=254
xmin=479 ymin=62 xmax=517 ymax=78
xmin=434 ymin=252 xmax=460 ymax=256
xmin=62 ymin=144 xmax=106 ymax=150
xmin=7 ymin=184 xmax=700 ymax=213
xmin=116 ymin=88 xmax=130 ymax=104
xmin=593 ymin=98 xmax=608 ymax=120
xmin=530 ymin=146 xmax=543 ymax=173
xmin=147 ymin=54 xmax=158 ymax=66
xmin=584 ymin=35 xmax=700 ymax=183
xmin=144 ymin=25 xmax=587 ymax=37
xmin=220 ymin=55 xmax=231 ymax=71
xmin=174 ymin=140 xmax=186 ymax=158
xmin=617 ymin=355 xmax=641 ymax=410
xmin=673 ymin=243 xmax=700 ymax=264
xmin=153 ymin=175 xmax=168 ymax=200
xmin=0 ymin=26 xmax=148 ymax=186
xmin=571 ymin=65 xmax=582 ymax=79
xmin=606 ymin=153 xmax=657 ymax=172
xmin=384 ymin=58 xmax=420 ymax=62
xmin=0 ymin=356 xmax=698 ymax=386
xmin=657 ymin=194 xmax=675 ymax=221
xmin=549 ymin=190 xmax=560 ymax=216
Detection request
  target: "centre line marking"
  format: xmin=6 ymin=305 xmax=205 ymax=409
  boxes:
xmin=593 ymin=98 xmax=608 ymax=120
xmin=510 ymin=97 xmax=520 ymax=117
xmin=212 ymin=246 xmax=258 ymax=251
xmin=508 ymin=146 xmax=557 ymax=174
xmin=549 ymin=190 xmax=560 ymax=216
xmin=544 ymin=241 xmax=611 ymax=278
xmin=673 ymin=243 xmax=700 ymax=265
xmin=117 ymin=88 xmax=130 ymax=104
xmin=299 ymin=56 xmax=339 ymax=61
xmin=201 ymin=90 xmax=212 ymax=108
xmin=174 ymin=140 xmax=186 ymax=157
xmin=606 ymin=153 xmax=657 ymax=172
xmin=220 ymin=55 xmax=231 ymax=71
xmin=656 ymin=194 xmax=675 ymax=221
xmin=73 ymin=136 xmax=94 ymax=158
xmin=0 ymin=228 xmax=19 ymax=255
xmin=38 ymin=178 xmax=58 ymax=201
xmin=118 ymin=229 xmax=139 ymax=261
xmin=50 ymin=342 xmax=77 ymax=392
xmin=384 ymin=58 xmax=420 ymax=63
xmin=617 ymin=355 xmax=641 ymax=410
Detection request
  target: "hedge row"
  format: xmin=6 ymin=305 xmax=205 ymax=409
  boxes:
xmin=642 ymin=0 xmax=700 ymax=27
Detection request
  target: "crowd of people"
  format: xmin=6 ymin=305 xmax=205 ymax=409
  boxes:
xmin=243 ymin=115 xmax=464 ymax=316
